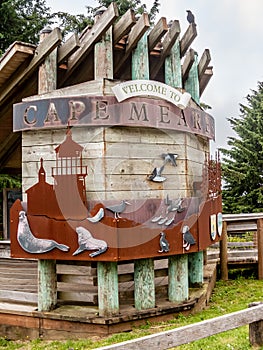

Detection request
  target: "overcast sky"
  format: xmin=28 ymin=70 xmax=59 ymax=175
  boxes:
xmin=46 ymin=0 xmax=263 ymax=152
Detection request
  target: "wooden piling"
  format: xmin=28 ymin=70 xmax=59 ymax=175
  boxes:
xmin=97 ymin=262 xmax=119 ymax=316
xmin=37 ymin=27 xmax=59 ymax=312
xmin=168 ymin=255 xmax=188 ymax=302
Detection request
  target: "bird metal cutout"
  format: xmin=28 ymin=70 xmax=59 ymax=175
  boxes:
xmin=182 ymin=225 xmax=196 ymax=251
xmin=73 ymin=226 xmax=107 ymax=257
xmin=87 ymin=207 xmax=104 ymax=223
xmin=106 ymin=200 xmax=131 ymax=219
xmin=17 ymin=211 xmax=69 ymax=254
xmin=148 ymin=153 xmax=178 ymax=183
xmin=158 ymin=232 xmax=170 ymax=253
xmin=186 ymin=10 xmax=195 ymax=24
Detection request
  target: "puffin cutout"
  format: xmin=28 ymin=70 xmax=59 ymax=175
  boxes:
xmin=17 ymin=211 xmax=69 ymax=254
xmin=158 ymin=232 xmax=170 ymax=253
xmin=182 ymin=225 xmax=196 ymax=251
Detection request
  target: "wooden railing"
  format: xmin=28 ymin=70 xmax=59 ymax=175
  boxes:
xmin=96 ymin=302 xmax=263 ymax=349
xmin=220 ymin=213 xmax=263 ymax=280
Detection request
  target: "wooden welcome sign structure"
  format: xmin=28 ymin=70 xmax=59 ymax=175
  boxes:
xmin=9 ymin=3 xmax=221 ymax=316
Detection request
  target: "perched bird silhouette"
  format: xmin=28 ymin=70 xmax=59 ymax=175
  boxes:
xmin=161 ymin=153 xmax=178 ymax=167
xmin=87 ymin=207 xmax=104 ymax=223
xmin=106 ymin=200 xmax=131 ymax=219
xmin=159 ymin=232 xmax=170 ymax=253
xmin=17 ymin=211 xmax=69 ymax=254
xmin=73 ymin=226 xmax=107 ymax=257
xmin=182 ymin=225 xmax=196 ymax=251
xmin=148 ymin=165 xmax=166 ymax=182
xmin=186 ymin=10 xmax=195 ymax=24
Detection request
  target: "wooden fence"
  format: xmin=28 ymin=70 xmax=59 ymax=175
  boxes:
xmin=96 ymin=302 xmax=263 ymax=349
xmin=219 ymin=214 xmax=263 ymax=280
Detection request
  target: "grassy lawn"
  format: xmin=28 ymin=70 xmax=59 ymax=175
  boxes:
xmin=0 ymin=271 xmax=262 ymax=349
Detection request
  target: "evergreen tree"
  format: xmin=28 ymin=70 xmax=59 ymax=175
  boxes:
xmin=220 ymin=81 xmax=263 ymax=213
xmin=94 ymin=0 xmax=160 ymax=22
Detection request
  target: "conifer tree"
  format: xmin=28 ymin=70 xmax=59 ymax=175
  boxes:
xmin=220 ymin=81 xmax=263 ymax=213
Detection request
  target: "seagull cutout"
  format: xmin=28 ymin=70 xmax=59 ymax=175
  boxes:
xmin=158 ymin=232 xmax=170 ymax=253
xmin=161 ymin=153 xmax=178 ymax=167
xmin=182 ymin=225 xmax=196 ymax=251
xmin=106 ymin=200 xmax=131 ymax=219
xmin=148 ymin=164 xmax=167 ymax=182
xmin=87 ymin=207 xmax=104 ymax=223
xmin=186 ymin=10 xmax=195 ymax=24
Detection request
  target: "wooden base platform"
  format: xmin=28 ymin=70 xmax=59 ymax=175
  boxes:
xmin=0 ymin=263 xmax=216 ymax=340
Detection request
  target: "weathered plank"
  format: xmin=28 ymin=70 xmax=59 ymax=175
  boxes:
xmin=97 ymin=261 xmax=119 ymax=316
xmin=198 ymin=49 xmax=211 ymax=79
xmin=181 ymin=48 xmax=195 ymax=83
xmin=37 ymin=28 xmax=58 ymax=312
xmin=95 ymin=26 xmax=113 ymax=80
xmin=57 ymin=33 xmax=80 ymax=65
xmin=114 ymin=12 xmax=150 ymax=74
xmin=134 ymin=258 xmax=155 ymax=310
xmin=113 ymin=9 xmax=136 ymax=45
xmin=199 ymin=66 xmax=213 ymax=96
xmin=150 ymin=20 xmax=180 ymax=79
xmin=180 ymin=23 xmax=197 ymax=58
xmin=61 ymin=3 xmax=119 ymax=84
xmin=168 ymin=254 xmax=188 ymax=302
xmin=184 ymin=51 xmax=200 ymax=104
xmin=148 ymin=17 xmax=168 ymax=52
xmin=96 ymin=304 xmax=263 ymax=349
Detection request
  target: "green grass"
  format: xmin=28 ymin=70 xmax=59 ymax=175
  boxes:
xmin=0 ymin=273 xmax=262 ymax=349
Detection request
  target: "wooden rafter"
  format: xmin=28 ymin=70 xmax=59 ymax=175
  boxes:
xmin=114 ymin=12 xmax=150 ymax=75
xmin=60 ymin=2 xmax=119 ymax=85
xmin=148 ymin=17 xmax=168 ymax=52
xmin=150 ymin=20 xmax=180 ymax=79
xmin=180 ymin=23 xmax=197 ymax=58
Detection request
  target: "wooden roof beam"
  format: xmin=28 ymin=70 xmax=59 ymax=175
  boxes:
xmin=198 ymin=49 xmax=211 ymax=78
xmin=114 ymin=12 xmax=150 ymax=75
xmin=60 ymin=2 xmax=119 ymax=85
xmin=150 ymin=20 xmax=180 ymax=79
xmin=199 ymin=66 xmax=213 ymax=96
xmin=57 ymin=33 xmax=80 ymax=66
xmin=113 ymin=9 xmax=136 ymax=45
xmin=0 ymin=27 xmax=62 ymax=106
xmin=148 ymin=17 xmax=168 ymax=52
xmin=182 ymin=48 xmax=195 ymax=83
xmin=180 ymin=23 xmax=197 ymax=58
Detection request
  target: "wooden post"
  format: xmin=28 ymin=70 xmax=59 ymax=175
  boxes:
xmin=93 ymin=15 xmax=120 ymax=315
xmin=188 ymin=251 xmax=203 ymax=287
xmin=37 ymin=27 xmax=58 ymax=312
xmin=165 ymin=36 xmax=189 ymax=302
xmin=132 ymin=31 xmax=155 ymax=310
xmin=185 ymin=52 xmax=204 ymax=286
xmin=134 ymin=258 xmax=155 ymax=310
xmin=97 ymin=262 xmax=119 ymax=316
xmin=220 ymin=221 xmax=228 ymax=280
xmin=249 ymin=302 xmax=263 ymax=346
xmin=168 ymin=255 xmax=188 ymax=302
xmin=257 ymin=218 xmax=263 ymax=279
